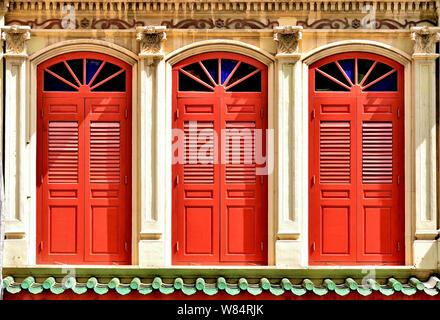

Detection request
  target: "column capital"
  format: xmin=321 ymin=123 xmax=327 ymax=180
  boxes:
xmin=136 ymin=25 xmax=167 ymax=61
xmin=410 ymin=26 xmax=440 ymax=56
xmin=273 ymin=26 xmax=303 ymax=58
xmin=1 ymin=25 xmax=31 ymax=57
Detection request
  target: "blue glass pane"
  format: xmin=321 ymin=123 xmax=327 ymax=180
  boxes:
xmin=358 ymin=59 xmax=375 ymax=84
xmin=226 ymin=62 xmax=257 ymax=87
xmin=48 ymin=62 xmax=77 ymax=86
xmin=201 ymin=59 xmax=218 ymax=85
xmin=179 ymin=71 xmax=213 ymax=92
xmin=91 ymin=71 xmax=126 ymax=92
xmin=363 ymin=62 xmax=393 ymax=86
xmin=86 ymin=59 xmax=102 ymax=85
xmin=221 ymin=59 xmax=238 ymax=85
xmin=182 ymin=63 xmax=213 ymax=86
xmin=226 ymin=72 xmax=261 ymax=92
xmin=66 ymin=59 xmax=83 ymax=85
xmin=318 ymin=62 xmax=350 ymax=87
xmin=338 ymin=59 xmax=355 ymax=84
xmin=90 ymin=62 xmax=122 ymax=88
xmin=315 ymin=70 xmax=349 ymax=92
xmin=44 ymin=71 xmax=77 ymax=91
xmin=363 ymin=71 xmax=398 ymax=91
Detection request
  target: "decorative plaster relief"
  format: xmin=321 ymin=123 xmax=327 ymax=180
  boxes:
xmin=1 ymin=25 xmax=31 ymax=55
xmin=273 ymin=26 xmax=303 ymax=55
xmin=410 ymin=26 xmax=440 ymax=54
xmin=136 ymin=26 xmax=167 ymax=57
xmin=5 ymin=17 xmax=436 ymax=30
xmin=297 ymin=18 xmax=436 ymax=29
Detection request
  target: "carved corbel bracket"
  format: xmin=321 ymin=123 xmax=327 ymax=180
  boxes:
xmin=410 ymin=26 xmax=440 ymax=56
xmin=136 ymin=25 xmax=167 ymax=63
xmin=273 ymin=25 xmax=303 ymax=59
xmin=1 ymin=25 xmax=31 ymax=56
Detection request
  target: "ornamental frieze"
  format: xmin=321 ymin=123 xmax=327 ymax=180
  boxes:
xmin=5 ymin=17 xmax=436 ymax=30
xmin=296 ymin=18 xmax=437 ymax=29
xmin=160 ymin=18 xmax=279 ymax=29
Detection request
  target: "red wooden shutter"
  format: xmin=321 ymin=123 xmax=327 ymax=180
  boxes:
xmin=172 ymin=52 xmax=268 ymax=265
xmin=84 ymin=98 xmax=128 ymax=262
xmin=309 ymin=53 xmax=404 ymax=265
xmin=220 ymin=96 xmax=266 ymax=263
xmin=38 ymin=97 xmax=85 ymax=264
xmin=37 ymin=52 xmax=132 ymax=265
xmin=356 ymin=97 xmax=404 ymax=263
xmin=175 ymin=98 xmax=220 ymax=263
xmin=309 ymin=97 xmax=357 ymax=263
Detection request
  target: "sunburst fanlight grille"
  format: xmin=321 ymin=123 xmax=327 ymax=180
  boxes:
xmin=43 ymin=58 xmax=126 ymax=92
xmin=315 ymin=58 xmax=397 ymax=92
xmin=178 ymin=58 xmax=262 ymax=92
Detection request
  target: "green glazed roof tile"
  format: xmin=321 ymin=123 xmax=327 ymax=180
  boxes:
xmin=115 ymin=283 xmax=132 ymax=295
xmin=4 ymin=274 xmax=440 ymax=298
xmin=400 ymin=285 xmax=417 ymax=296
xmin=323 ymin=279 xmax=336 ymax=291
xmin=378 ymin=285 xmax=395 ymax=296
xmin=181 ymin=284 xmax=197 ymax=296
xmin=291 ymin=286 xmax=307 ymax=296
xmin=203 ymin=284 xmax=219 ymax=296
xmin=158 ymin=283 xmax=175 ymax=295
xmin=281 ymin=278 xmax=292 ymax=290
xmin=268 ymin=284 xmax=285 ymax=296
xmin=334 ymin=284 xmax=350 ymax=296
xmin=409 ymin=277 xmax=424 ymax=290
xmin=28 ymin=283 xmax=44 ymax=295
xmin=49 ymin=283 xmax=65 ymax=295
xmin=247 ymin=285 xmax=263 ymax=296
xmin=225 ymin=284 xmax=241 ymax=296
xmin=93 ymin=283 xmax=109 ymax=295
xmin=72 ymin=283 xmax=88 ymax=295
xmin=137 ymin=283 xmax=153 ymax=295
xmin=173 ymin=277 xmax=183 ymax=290
xmin=356 ymin=285 xmax=372 ymax=296
xmin=312 ymin=285 xmax=328 ymax=296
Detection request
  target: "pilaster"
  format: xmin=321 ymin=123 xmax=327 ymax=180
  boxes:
xmin=410 ymin=26 xmax=440 ymax=268
xmin=1 ymin=25 xmax=31 ymax=265
xmin=136 ymin=26 xmax=167 ymax=267
xmin=273 ymin=26 xmax=305 ymax=267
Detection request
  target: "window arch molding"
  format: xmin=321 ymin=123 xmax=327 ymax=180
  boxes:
xmin=302 ymin=40 xmax=411 ymax=67
xmin=29 ymin=39 xmax=138 ymax=66
xmin=165 ymin=39 xmax=275 ymax=66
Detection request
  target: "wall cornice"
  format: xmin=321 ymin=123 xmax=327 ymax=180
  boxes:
xmin=5 ymin=0 xmax=439 ymax=15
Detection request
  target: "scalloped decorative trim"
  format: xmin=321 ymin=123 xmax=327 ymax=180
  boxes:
xmin=2 ymin=275 xmax=434 ymax=297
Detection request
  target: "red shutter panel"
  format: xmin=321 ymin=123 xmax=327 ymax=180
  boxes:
xmin=84 ymin=98 xmax=128 ymax=263
xmin=37 ymin=52 xmax=132 ymax=265
xmin=356 ymin=98 xmax=404 ymax=263
xmin=361 ymin=122 xmax=393 ymax=184
xmin=172 ymin=53 xmax=268 ymax=265
xmin=38 ymin=98 xmax=85 ymax=264
xmin=309 ymin=53 xmax=404 ymax=265
xmin=309 ymin=97 xmax=357 ymax=264
xmin=220 ymin=96 xmax=266 ymax=263
xmin=175 ymin=98 xmax=220 ymax=264
xmin=319 ymin=121 xmax=351 ymax=184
